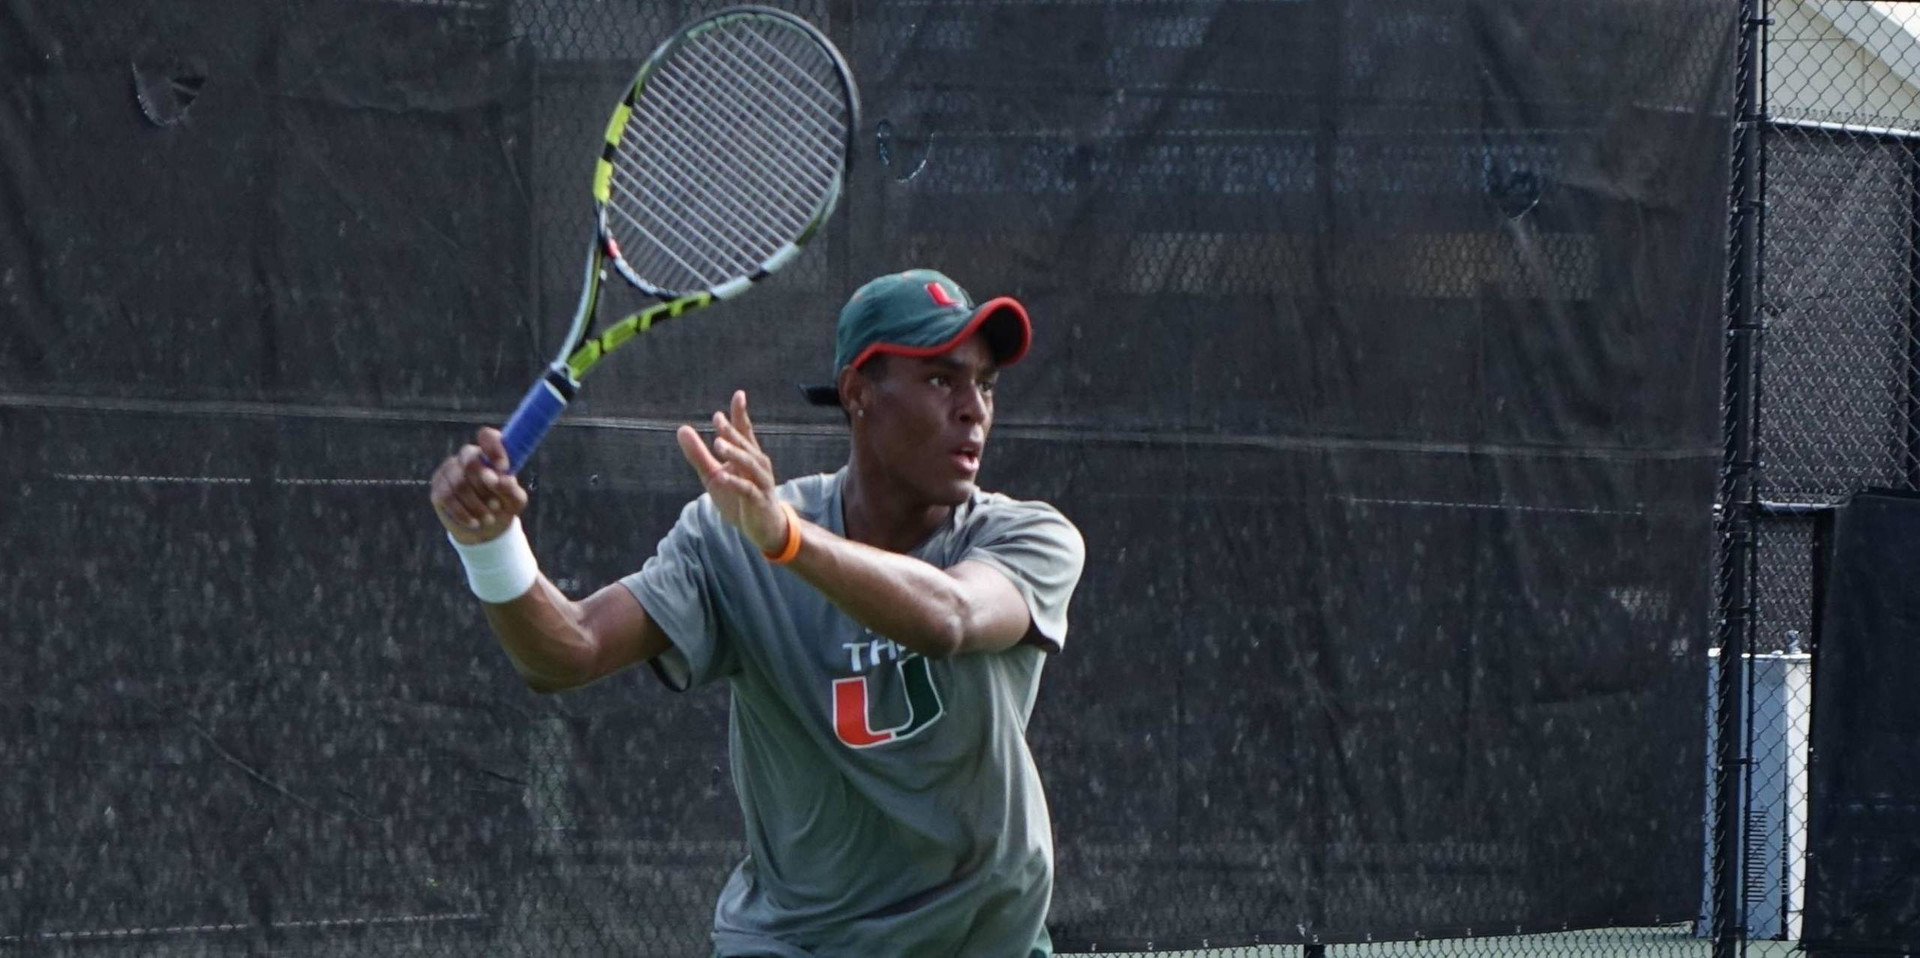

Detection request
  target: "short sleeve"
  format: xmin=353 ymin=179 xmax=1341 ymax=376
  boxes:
xmin=620 ymin=496 xmax=738 ymax=691
xmin=959 ymin=499 xmax=1086 ymax=653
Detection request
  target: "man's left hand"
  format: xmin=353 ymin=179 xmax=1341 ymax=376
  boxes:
xmin=676 ymin=390 xmax=789 ymax=553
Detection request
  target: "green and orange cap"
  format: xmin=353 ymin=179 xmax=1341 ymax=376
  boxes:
xmin=800 ymin=269 xmax=1032 ymax=407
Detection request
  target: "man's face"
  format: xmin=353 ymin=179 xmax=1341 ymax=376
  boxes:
xmin=857 ymin=334 xmax=999 ymax=506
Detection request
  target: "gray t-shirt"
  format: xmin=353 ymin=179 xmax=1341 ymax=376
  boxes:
xmin=621 ymin=468 xmax=1085 ymax=958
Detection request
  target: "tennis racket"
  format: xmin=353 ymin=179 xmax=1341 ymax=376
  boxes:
xmin=497 ymin=5 xmax=859 ymax=472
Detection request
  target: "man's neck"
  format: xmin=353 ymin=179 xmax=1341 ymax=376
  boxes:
xmin=841 ymin=456 xmax=953 ymax=554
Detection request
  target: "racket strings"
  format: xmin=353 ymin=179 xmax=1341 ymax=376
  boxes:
xmin=645 ymin=60 xmax=825 ymax=227
xmin=609 ymin=71 xmax=812 ymax=287
xmin=735 ymin=22 xmax=847 ymax=116
xmin=662 ymin=38 xmax=842 ymax=203
xmin=696 ymin=48 xmax=844 ymax=188
xmin=600 ymin=17 xmax=852 ymax=293
xmin=684 ymin=54 xmax=841 ymax=195
xmin=614 ymin=132 xmax=785 ymax=266
xmin=666 ymin=43 xmax=842 ymax=228
xmin=612 ymin=73 xmax=800 ymax=268
xmin=608 ymin=161 xmax=777 ymax=290
xmin=706 ymin=25 xmax=847 ymax=150
xmin=609 ymin=78 xmax=830 ymax=287
xmin=602 ymin=180 xmax=725 ymax=287
xmin=604 ymin=94 xmax=793 ymax=288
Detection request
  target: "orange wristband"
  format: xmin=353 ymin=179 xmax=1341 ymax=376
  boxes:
xmin=763 ymin=501 xmax=803 ymax=564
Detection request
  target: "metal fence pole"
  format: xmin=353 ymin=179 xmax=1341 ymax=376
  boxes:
xmin=1714 ymin=0 xmax=1768 ymax=956
xmin=1906 ymin=146 xmax=1920 ymax=489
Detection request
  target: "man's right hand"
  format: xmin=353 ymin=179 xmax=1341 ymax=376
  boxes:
xmin=430 ymin=427 xmax=530 ymax=545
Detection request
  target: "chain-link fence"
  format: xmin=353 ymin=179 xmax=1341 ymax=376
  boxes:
xmin=1710 ymin=2 xmax=1920 ymax=957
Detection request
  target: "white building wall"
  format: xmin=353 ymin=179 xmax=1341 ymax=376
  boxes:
xmin=1772 ymin=0 xmax=1920 ymax=127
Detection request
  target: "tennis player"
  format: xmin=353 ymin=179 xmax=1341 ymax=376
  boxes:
xmin=429 ymin=269 xmax=1086 ymax=958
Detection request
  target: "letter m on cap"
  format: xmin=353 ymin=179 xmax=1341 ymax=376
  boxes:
xmin=925 ymin=282 xmax=958 ymax=307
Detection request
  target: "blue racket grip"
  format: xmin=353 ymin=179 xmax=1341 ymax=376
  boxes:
xmin=499 ymin=368 xmax=575 ymax=474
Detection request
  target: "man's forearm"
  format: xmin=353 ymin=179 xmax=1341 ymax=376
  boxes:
xmin=480 ymin=577 xmax=599 ymax=689
xmin=784 ymin=519 xmax=970 ymax=658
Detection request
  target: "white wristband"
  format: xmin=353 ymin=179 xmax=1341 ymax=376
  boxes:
xmin=448 ymin=518 xmax=540 ymax=604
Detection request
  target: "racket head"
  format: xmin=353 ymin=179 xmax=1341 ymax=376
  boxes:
xmin=592 ymin=6 xmax=859 ymax=300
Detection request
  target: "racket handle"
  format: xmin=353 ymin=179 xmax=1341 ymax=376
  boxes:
xmin=499 ymin=367 xmax=576 ymax=474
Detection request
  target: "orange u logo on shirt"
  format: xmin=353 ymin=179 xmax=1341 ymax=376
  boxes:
xmin=832 ymin=656 xmax=945 ymax=748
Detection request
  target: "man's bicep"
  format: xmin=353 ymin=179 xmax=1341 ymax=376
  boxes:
xmin=958 ymin=510 xmax=1086 ymax=653
xmin=949 ymin=559 xmax=1042 ymax=655
xmin=578 ymin=582 xmax=674 ymax=681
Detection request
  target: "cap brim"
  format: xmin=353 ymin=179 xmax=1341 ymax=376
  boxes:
xmin=846 ymin=296 xmax=1034 ymax=371
xmin=970 ymin=297 xmax=1033 ymax=367
xmin=799 ymin=383 xmax=843 ymax=408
